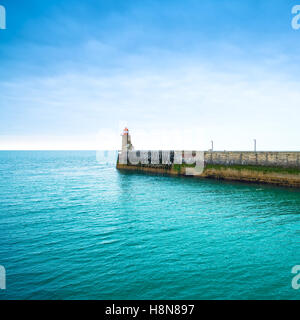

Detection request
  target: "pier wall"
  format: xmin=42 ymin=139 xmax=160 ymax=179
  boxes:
xmin=117 ymin=151 xmax=300 ymax=188
xmin=205 ymin=151 xmax=300 ymax=168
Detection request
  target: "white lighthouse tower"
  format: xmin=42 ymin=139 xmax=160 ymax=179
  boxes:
xmin=121 ymin=127 xmax=134 ymax=151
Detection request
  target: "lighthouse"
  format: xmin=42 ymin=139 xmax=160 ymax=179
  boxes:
xmin=121 ymin=127 xmax=134 ymax=151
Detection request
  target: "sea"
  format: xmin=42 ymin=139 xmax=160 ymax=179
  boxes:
xmin=0 ymin=151 xmax=299 ymax=300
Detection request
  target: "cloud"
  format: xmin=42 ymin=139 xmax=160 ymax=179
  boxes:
xmin=0 ymin=50 xmax=299 ymax=150
xmin=0 ymin=0 xmax=299 ymax=150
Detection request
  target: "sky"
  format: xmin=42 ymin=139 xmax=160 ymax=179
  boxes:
xmin=0 ymin=0 xmax=300 ymax=150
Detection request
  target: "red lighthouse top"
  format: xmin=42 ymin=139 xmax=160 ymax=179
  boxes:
xmin=123 ymin=127 xmax=129 ymax=135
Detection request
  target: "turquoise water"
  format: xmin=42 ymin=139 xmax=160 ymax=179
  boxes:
xmin=0 ymin=151 xmax=299 ymax=300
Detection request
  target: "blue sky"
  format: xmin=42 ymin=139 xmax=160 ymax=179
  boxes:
xmin=0 ymin=0 xmax=299 ymax=150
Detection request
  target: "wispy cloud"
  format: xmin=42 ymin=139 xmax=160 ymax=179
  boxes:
xmin=0 ymin=0 xmax=299 ymax=150
xmin=1 ymin=54 xmax=299 ymax=150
